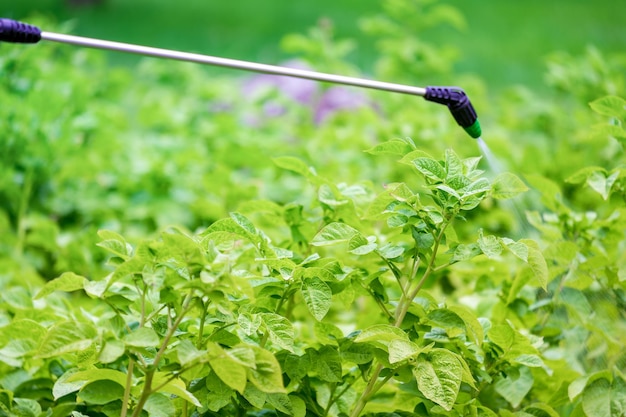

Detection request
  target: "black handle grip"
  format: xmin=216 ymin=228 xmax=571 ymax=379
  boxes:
xmin=0 ymin=18 xmax=42 ymax=43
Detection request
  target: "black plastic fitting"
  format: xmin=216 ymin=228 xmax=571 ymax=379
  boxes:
xmin=424 ymin=86 xmax=482 ymax=138
xmin=0 ymin=18 xmax=42 ymax=44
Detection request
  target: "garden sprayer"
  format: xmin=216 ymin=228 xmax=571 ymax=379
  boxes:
xmin=0 ymin=18 xmax=482 ymax=138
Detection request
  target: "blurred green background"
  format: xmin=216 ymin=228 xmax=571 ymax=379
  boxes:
xmin=1 ymin=0 xmax=624 ymax=91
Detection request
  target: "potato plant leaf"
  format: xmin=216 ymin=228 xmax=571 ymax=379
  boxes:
xmin=413 ymin=157 xmax=447 ymax=181
xmin=152 ymin=373 xmax=202 ymax=407
xmin=36 ymin=322 xmax=97 ymax=359
xmin=34 ymin=272 xmax=87 ymax=299
xmin=247 ymin=346 xmax=286 ymax=394
xmin=301 ymin=277 xmax=332 ymax=321
xmin=311 ymin=222 xmax=360 ymax=246
xmin=413 ymin=349 xmax=462 ymax=411
xmin=354 ymin=324 xmax=409 ymax=351
xmin=260 ymin=313 xmax=294 ymax=352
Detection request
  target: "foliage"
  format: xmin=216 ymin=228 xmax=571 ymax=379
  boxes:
xmin=1 ymin=1 xmax=625 ymax=416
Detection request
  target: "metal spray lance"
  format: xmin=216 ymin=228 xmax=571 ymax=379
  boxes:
xmin=0 ymin=18 xmax=482 ymax=139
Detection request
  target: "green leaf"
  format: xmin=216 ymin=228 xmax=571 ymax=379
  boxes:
xmin=144 ymin=393 xmax=177 ymax=417
xmin=589 ymin=95 xmax=626 ymax=119
xmin=152 ymin=372 xmax=202 ymax=406
xmin=587 ymin=170 xmax=619 ymax=200
xmin=448 ymin=305 xmax=484 ymax=346
xmin=568 ymin=370 xmax=613 ymax=402
xmin=247 ymin=346 xmax=286 ymax=393
xmin=210 ymin=354 xmax=247 ymax=394
xmin=348 ymin=234 xmax=377 ymax=255
xmin=426 ymin=309 xmax=466 ymax=338
xmin=451 ymin=243 xmax=481 ymax=262
xmin=205 ymin=372 xmax=234 ymax=411
xmin=243 ymin=383 xmax=267 ymax=408
xmin=99 ymin=339 xmax=125 ymax=364
xmin=36 ymin=322 xmax=97 ymax=358
xmin=34 ymin=272 xmax=87 ymax=299
xmin=96 ymin=229 xmax=133 ymax=260
xmin=488 ymin=323 xmax=515 ymax=351
xmin=78 ymin=380 xmax=124 ymax=405
xmin=445 ymin=149 xmax=463 ymax=179
xmin=66 ymin=368 xmax=128 ymax=386
xmin=301 ymin=277 xmax=332 ymax=321
xmin=413 ymin=349 xmax=462 ymax=411
xmin=266 ymin=392 xmax=293 ymax=415
xmin=341 ymin=341 xmax=374 ymax=365
xmin=520 ymin=239 xmax=548 ymax=290
xmin=226 ymin=345 xmax=257 ymax=368
xmin=12 ymin=398 xmax=42 ymax=417
xmin=312 ymin=346 xmax=343 ymax=382
xmin=364 ymin=182 xmax=415 ymax=220
xmin=311 ymin=222 xmax=359 ymax=246
xmin=582 ymin=378 xmax=616 ymax=417
xmin=565 ymin=166 xmax=607 ymax=184
xmin=365 ymin=139 xmax=413 ymax=156
xmin=272 ymin=156 xmax=322 ymax=184
xmin=462 ymin=178 xmax=491 ymax=198
xmin=414 ymin=157 xmax=446 ymax=181
xmin=478 ymin=230 xmax=503 ymax=258
xmin=522 ymin=403 xmax=560 ymax=417
xmin=0 ymin=320 xmax=46 ymax=347
xmin=491 ymin=173 xmax=529 ymax=199
xmin=503 ymin=239 xmax=529 ymax=262
xmin=512 ymin=354 xmax=544 ymax=368
xmin=377 ymin=243 xmax=405 ymax=260
xmin=260 ymin=313 xmax=294 ymax=352
xmin=388 ymin=339 xmax=422 ymax=364
xmin=354 ymin=324 xmax=409 ymax=351
xmin=495 ymin=367 xmax=534 ymax=408
xmin=412 ymin=230 xmax=435 ymax=250
xmin=53 ymin=371 xmax=88 ymax=400
xmin=123 ymin=327 xmax=160 ymax=348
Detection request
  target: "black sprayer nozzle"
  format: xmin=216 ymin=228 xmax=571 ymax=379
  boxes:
xmin=0 ymin=18 xmax=42 ymax=44
xmin=424 ymin=86 xmax=482 ymax=138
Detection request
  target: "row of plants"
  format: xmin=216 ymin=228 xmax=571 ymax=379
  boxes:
xmin=1 ymin=1 xmax=625 ymax=416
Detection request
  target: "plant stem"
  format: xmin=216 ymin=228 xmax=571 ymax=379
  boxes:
xmin=350 ymin=220 xmax=452 ymax=417
xmin=130 ymin=291 xmax=194 ymax=416
xmin=120 ymin=359 xmax=135 ymax=417
xmin=349 ymin=363 xmax=383 ymax=417
xmin=322 ymin=383 xmax=337 ymax=417
xmin=395 ymin=220 xmax=450 ymax=326
xmin=324 ymin=378 xmax=357 ymax=417
xmin=196 ymin=299 xmax=208 ymax=349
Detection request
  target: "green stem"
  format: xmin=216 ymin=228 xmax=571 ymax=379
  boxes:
xmin=395 ymin=220 xmax=451 ymax=326
xmin=324 ymin=378 xmax=357 ymax=417
xmin=350 ymin=220 xmax=452 ymax=417
xmin=131 ymin=371 xmax=154 ymax=417
xmin=120 ymin=359 xmax=135 ymax=417
xmin=322 ymin=383 xmax=337 ymax=417
xmin=196 ymin=299 xmax=208 ymax=350
xmin=366 ymin=287 xmax=394 ymax=320
xmin=130 ymin=291 xmax=194 ymax=416
xmin=349 ymin=363 xmax=383 ymax=417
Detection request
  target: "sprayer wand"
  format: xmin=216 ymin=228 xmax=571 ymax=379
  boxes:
xmin=0 ymin=18 xmax=481 ymax=138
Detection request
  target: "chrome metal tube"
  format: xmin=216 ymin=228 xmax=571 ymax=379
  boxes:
xmin=41 ymin=31 xmax=427 ymax=97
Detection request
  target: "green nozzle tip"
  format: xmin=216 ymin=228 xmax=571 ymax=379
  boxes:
xmin=464 ymin=119 xmax=482 ymax=139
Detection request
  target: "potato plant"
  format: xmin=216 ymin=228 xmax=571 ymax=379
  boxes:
xmin=1 ymin=1 xmax=625 ymax=416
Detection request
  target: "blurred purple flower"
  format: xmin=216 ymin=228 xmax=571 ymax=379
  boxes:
xmin=313 ymin=86 xmax=369 ymax=124
xmin=243 ymin=60 xmax=318 ymax=105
